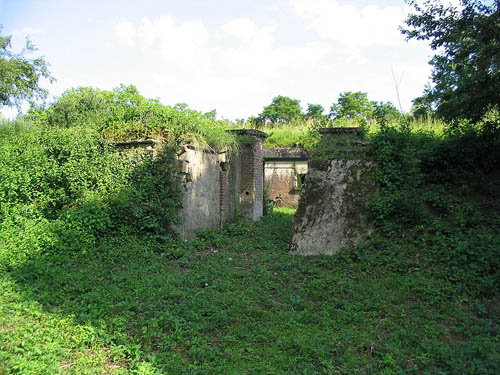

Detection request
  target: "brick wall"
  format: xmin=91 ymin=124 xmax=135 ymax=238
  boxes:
xmin=264 ymin=159 xmax=308 ymax=208
xmin=231 ymin=129 xmax=267 ymax=221
xmin=265 ymin=166 xmax=299 ymax=208
xmin=238 ymin=141 xmax=263 ymax=220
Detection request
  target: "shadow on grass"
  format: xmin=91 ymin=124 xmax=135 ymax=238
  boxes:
xmin=5 ymin=202 xmax=500 ymax=374
xmin=5 ymin=208 xmax=300 ymax=373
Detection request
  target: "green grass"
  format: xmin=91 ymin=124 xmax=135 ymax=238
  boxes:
xmin=1 ymin=207 xmax=498 ymax=374
xmin=1 ymin=117 xmax=498 ymax=374
xmin=262 ymin=125 xmax=311 ymax=148
xmin=261 ymin=117 xmax=447 ymax=150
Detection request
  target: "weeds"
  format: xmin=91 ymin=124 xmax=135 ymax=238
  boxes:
xmin=261 ymin=117 xmax=447 ymax=151
xmin=0 ymin=115 xmax=499 ymax=374
xmin=1 ymin=207 xmax=498 ymax=374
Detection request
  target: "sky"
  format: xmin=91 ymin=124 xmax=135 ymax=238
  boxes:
xmin=0 ymin=0 xmax=438 ymax=120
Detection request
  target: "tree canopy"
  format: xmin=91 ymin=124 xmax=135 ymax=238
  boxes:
xmin=372 ymin=101 xmax=402 ymax=125
xmin=329 ymin=91 xmax=373 ymax=120
xmin=0 ymin=28 xmax=53 ymax=109
xmin=258 ymin=95 xmax=303 ymax=123
xmin=27 ymin=84 xmax=237 ymax=150
xmin=402 ymin=0 xmax=500 ymax=123
xmin=305 ymin=103 xmax=325 ymax=119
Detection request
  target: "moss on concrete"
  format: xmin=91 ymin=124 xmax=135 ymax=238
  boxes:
xmin=291 ymin=127 xmax=377 ymax=255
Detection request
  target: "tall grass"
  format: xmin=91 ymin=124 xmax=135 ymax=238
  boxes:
xmin=262 ymin=126 xmax=311 ymax=148
xmin=261 ymin=117 xmax=448 ymax=149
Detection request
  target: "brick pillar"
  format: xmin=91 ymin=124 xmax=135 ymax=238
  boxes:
xmin=219 ymin=160 xmax=229 ymax=228
xmin=231 ymin=129 xmax=268 ymax=221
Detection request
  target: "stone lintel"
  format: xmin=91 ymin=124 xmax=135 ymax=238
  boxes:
xmin=262 ymin=146 xmax=309 ymax=159
xmin=264 ymin=157 xmax=309 ymax=162
xmin=229 ymin=129 xmax=268 ymax=139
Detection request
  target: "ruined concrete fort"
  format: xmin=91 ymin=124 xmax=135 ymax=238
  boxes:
xmin=116 ymin=128 xmax=374 ymax=255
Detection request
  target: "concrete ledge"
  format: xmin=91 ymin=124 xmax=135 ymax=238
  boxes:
xmin=319 ymin=127 xmax=363 ymax=135
xmin=229 ymin=129 xmax=268 ymax=139
xmin=113 ymin=138 xmax=162 ymax=147
xmin=262 ymin=146 xmax=309 ymax=159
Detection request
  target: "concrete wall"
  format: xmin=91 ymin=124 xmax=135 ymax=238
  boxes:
xmin=175 ymin=144 xmax=227 ymax=238
xmin=114 ymin=129 xmax=266 ymax=239
xmin=290 ymin=128 xmax=375 ymax=255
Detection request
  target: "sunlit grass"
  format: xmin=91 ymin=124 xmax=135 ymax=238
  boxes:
xmin=262 ymin=125 xmax=311 ymax=148
xmin=261 ymin=117 xmax=448 ymax=149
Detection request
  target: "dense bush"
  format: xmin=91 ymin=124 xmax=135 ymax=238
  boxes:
xmin=0 ymin=120 xmax=182 ymax=271
xmin=29 ymin=84 xmax=237 ymax=151
xmin=367 ymin=120 xmax=500 ymax=297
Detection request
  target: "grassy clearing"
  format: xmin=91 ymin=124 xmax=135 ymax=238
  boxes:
xmin=1 ymin=207 xmax=499 ymax=374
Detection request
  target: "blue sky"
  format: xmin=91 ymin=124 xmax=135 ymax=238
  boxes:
xmin=1 ymin=0 xmax=438 ymax=119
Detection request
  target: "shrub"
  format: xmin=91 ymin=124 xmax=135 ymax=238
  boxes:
xmin=0 ymin=121 xmax=184 ymax=270
xmin=29 ymin=84 xmax=238 ymax=152
xmin=366 ymin=119 xmax=500 ymax=296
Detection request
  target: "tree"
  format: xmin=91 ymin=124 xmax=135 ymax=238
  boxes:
xmin=402 ymin=0 xmax=500 ymax=123
xmin=411 ymin=87 xmax=435 ymax=119
xmin=329 ymin=91 xmax=373 ymax=120
xmin=372 ymin=101 xmax=402 ymax=125
xmin=203 ymin=109 xmax=217 ymax=120
xmin=305 ymin=103 xmax=325 ymax=119
xmin=45 ymin=87 xmax=110 ymax=128
xmin=174 ymin=103 xmax=189 ymax=111
xmin=258 ymin=95 xmax=303 ymax=123
xmin=0 ymin=27 xmax=53 ymax=109
xmin=42 ymin=85 xmax=153 ymax=128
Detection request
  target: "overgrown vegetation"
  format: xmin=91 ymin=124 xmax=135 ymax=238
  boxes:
xmin=253 ymin=90 xmax=449 ymax=151
xmin=28 ymin=85 xmax=237 ymax=152
xmin=0 ymin=120 xmax=183 ymax=272
xmin=1 ymin=3 xmax=499 ymax=370
xmin=367 ymin=121 xmax=500 ymax=296
xmin=1 ymin=109 xmax=499 ymax=373
xmin=1 ymin=200 xmax=499 ymax=374
xmin=261 ymin=116 xmax=447 ymax=150
xmin=1 ymin=85 xmax=498 ymax=375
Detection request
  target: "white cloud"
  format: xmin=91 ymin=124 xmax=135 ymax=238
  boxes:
xmin=114 ymin=21 xmax=136 ymax=47
xmin=112 ymin=16 xmax=329 ymax=118
xmin=9 ymin=26 xmax=45 ymax=48
xmin=0 ymin=106 xmax=18 ymax=120
xmin=219 ymin=18 xmax=258 ymax=43
xmin=21 ymin=27 xmax=44 ymax=36
xmin=289 ymin=0 xmax=407 ymax=48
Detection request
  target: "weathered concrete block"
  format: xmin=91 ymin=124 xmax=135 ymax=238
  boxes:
xmin=290 ymin=128 xmax=375 ymax=255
